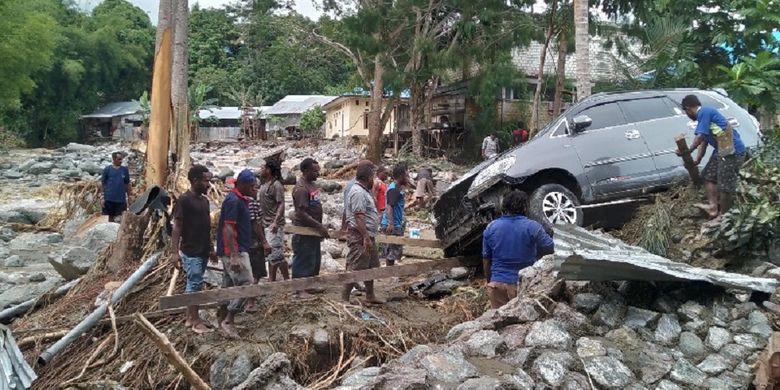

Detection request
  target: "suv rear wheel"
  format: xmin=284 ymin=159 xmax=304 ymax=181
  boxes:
xmin=529 ymin=183 xmax=584 ymax=228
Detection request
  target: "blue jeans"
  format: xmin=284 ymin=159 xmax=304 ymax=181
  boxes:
xmin=181 ymin=254 xmax=205 ymax=294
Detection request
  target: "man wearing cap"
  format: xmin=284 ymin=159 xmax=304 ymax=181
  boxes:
xmin=215 ymin=169 xmax=256 ymax=338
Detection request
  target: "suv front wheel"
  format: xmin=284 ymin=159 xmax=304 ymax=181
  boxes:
xmin=529 ymin=183 xmax=584 ymax=228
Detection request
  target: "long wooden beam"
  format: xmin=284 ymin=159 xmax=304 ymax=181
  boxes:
xmin=284 ymin=225 xmax=441 ymax=248
xmin=159 ymin=256 xmax=477 ymax=309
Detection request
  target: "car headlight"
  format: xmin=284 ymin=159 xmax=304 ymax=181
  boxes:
xmin=472 ymin=155 xmax=517 ymax=189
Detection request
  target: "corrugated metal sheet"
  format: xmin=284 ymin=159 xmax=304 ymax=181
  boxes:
xmin=554 ymin=224 xmax=780 ymax=293
xmin=264 ymin=95 xmax=337 ymax=115
xmin=81 ymin=101 xmax=142 ymax=119
xmin=0 ymin=325 xmax=36 ymax=389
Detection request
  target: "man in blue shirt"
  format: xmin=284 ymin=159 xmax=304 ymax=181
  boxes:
xmin=482 ymin=190 xmax=554 ymax=309
xmin=380 ymin=164 xmax=410 ymax=266
xmin=680 ymin=95 xmax=746 ymax=224
xmin=215 ymin=169 xmax=256 ymax=338
xmin=101 ymin=152 xmax=131 ymax=222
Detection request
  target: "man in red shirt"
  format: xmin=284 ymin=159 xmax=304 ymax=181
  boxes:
xmin=373 ymin=165 xmax=388 ymax=216
xmin=512 ymin=121 xmax=529 ymax=146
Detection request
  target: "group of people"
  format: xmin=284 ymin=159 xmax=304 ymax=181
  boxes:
xmin=169 ymin=157 xmax=415 ymax=337
xmin=481 ymin=121 xmax=530 ymax=160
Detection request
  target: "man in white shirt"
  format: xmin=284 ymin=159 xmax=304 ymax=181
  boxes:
xmin=482 ymin=132 xmax=499 ymax=160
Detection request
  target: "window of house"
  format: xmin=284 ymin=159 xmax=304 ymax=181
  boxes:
xmin=356 ymin=100 xmax=359 ymax=106
xmin=619 ymin=98 xmax=676 ymax=123
xmin=363 ymin=110 xmax=369 ymax=129
xmin=366 ymin=101 xmax=369 ymax=107
xmin=576 ymin=103 xmax=627 ymax=131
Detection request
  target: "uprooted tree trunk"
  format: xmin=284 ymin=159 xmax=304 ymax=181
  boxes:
xmin=108 ymin=212 xmax=151 ymax=273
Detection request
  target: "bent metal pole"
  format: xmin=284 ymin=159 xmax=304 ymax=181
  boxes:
xmin=38 ymin=252 xmax=162 ymax=365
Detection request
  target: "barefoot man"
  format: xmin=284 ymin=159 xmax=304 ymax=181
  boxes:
xmin=679 ymin=95 xmax=747 ymax=225
xmin=216 ymin=169 xmax=256 ymax=338
xmin=342 ymin=163 xmax=384 ymax=304
xmin=170 ymin=165 xmax=215 ymax=334
xmin=291 ymin=158 xmax=329 ymax=297
xmin=259 ymin=159 xmax=289 ymax=281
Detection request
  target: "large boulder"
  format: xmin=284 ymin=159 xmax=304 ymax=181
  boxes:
xmin=80 ymin=161 xmax=104 ymax=175
xmin=7 ymin=232 xmax=63 ymax=263
xmin=48 ymin=246 xmax=98 ymax=281
xmin=234 ymin=353 xmax=302 ymax=390
xmin=27 ymin=162 xmax=54 ymax=175
xmin=0 ymin=278 xmax=63 ymax=309
xmin=64 ymin=143 xmax=97 ymax=153
xmin=83 ymin=222 xmax=119 ymax=252
xmin=0 ymin=199 xmax=54 ymax=224
xmin=318 ymin=180 xmax=343 ymax=194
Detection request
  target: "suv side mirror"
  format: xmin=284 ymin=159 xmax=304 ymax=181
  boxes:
xmin=572 ymin=115 xmax=592 ymax=132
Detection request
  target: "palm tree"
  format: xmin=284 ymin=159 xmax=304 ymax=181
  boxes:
xmin=574 ymin=0 xmax=590 ymax=100
xmin=188 ymin=83 xmax=219 ymax=141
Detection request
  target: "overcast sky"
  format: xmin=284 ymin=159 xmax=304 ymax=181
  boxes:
xmin=77 ymin=0 xmax=323 ymax=23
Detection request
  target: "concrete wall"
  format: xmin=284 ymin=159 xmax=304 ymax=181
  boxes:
xmin=325 ymin=98 xmax=396 ymax=139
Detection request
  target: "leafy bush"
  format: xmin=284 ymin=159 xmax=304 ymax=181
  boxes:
xmin=713 ymin=131 xmax=780 ymax=257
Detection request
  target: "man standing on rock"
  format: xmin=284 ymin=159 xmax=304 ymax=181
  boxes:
xmin=101 ymin=151 xmax=131 ymax=222
xmin=292 ymin=158 xmax=328 ymax=297
xmin=381 ymin=165 xmax=409 ymax=266
xmin=342 ymin=163 xmax=385 ymax=304
xmin=216 ymin=169 xmax=256 ymax=338
xmin=170 ymin=164 xmax=215 ymax=334
xmin=482 ymin=190 xmax=554 ymax=309
xmin=259 ymin=159 xmax=289 ymax=281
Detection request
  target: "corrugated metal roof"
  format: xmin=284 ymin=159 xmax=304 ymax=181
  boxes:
xmin=198 ymin=106 xmax=272 ymax=120
xmin=0 ymin=325 xmax=36 ymax=389
xmin=264 ymin=95 xmax=337 ymax=115
xmin=81 ymin=101 xmax=142 ymax=119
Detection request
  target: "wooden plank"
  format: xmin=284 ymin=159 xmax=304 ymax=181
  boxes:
xmin=675 ymin=134 xmax=702 ymax=186
xmin=159 ymin=256 xmax=478 ymax=309
xmin=284 ymin=225 xmax=441 ymax=248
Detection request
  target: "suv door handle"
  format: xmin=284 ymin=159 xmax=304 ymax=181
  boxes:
xmin=624 ymin=130 xmax=641 ymax=140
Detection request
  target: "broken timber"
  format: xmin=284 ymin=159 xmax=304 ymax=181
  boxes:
xmin=159 ymin=256 xmax=477 ymax=309
xmin=554 ymin=225 xmax=780 ymax=293
xmin=284 ymin=225 xmax=441 ymax=248
xmin=675 ymin=134 xmax=702 ymax=186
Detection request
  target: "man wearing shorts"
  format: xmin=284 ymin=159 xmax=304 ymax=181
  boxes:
xmin=259 ymin=159 xmax=289 ymax=281
xmin=292 ymin=158 xmax=329 ymax=297
xmin=380 ymin=165 xmax=409 ymax=266
xmin=170 ymin=165 xmax=215 ymax=334
xmin=101 ymin=151 xmax=130 ymax=222
xmin=342 ymin=163 xmax=384 ymax=304
xmin=216 ymin=169 xmax=256 ymax=338
xmin=246 ymin=180 xmax=268 ymax=312
xmin=680 ymin=95 xmax=747 ymax=225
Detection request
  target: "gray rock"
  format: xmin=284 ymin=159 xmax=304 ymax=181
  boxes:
xmin=28 ymin=162 xmax=54 ymax=175
xmin=457 ymin=377 xmax=500 ymax=390
xmin=80 ymin=161 xmax=104 ymax=175
xmin=420 ymin=350 xmax=478 ymax=383
xmin=720 ymin=343 xmax=749 ymax=367
xmin=705 ymin=327 xmax=731 ymax=351
xmin=624 ymin=306 xmax=660 ymax=329
xmin=594 ymin=296 xmax=627 ymax=328
xmin=0 ymin=227 xmax=15 ymax=242
xmin=553 ymin=303 xmax=590 ymax=332
xmin=423 ymin=279 xmax=465 ymax=298
xmin=638 ymin=347 xmax=673 ymax=384
xmin=697 ymin=354 xmax=729 ymax=375
xmin=18 ymin=159 xmax=38 ymax=172
xmin=678 ymin=301 xmax=706 ymax=321
xmin=532 ymin=351 xmax=573 ymax=387
xmin=324 ymin=160 xmax=349 ymax=169
xmin=446 ymin=320 xmax=483 ymax=342
xmin=48 ymin=246 xmax=97 ymax=281
xmin=83 ymin=222 xmax=119 ymax=252
xmin=525 ymin=319 xmax=572 ymax=349
xmin=655 ymin=314 xmax=682 ymax=345
xmin=573 ymin=293 xmax=603 ymax=313
xmin=669 ymin=358 xmax=707 ymax=387
xmin=3 ymin=170 xmax=23 ymax=179
xmin=651 ymin=296 xmax=679 ymax=314
xmin=341 ymin=367 xmax=380 ymax=387
xmin=217 ymin=167 xmax=234 ymax=180
xmin=583 ymin=355 xmax=635 ymax=388
xmin=234 ymin=352 xmax=302 ymax=390
xmin=3 ymin=255 xmax=24 ymax=268
xmin=717 ymin=369 xmax=752 ymax=390
xmin=731 ymin=302 xmax=758 ymax=319
xmin=729 ymin=318 xmax=750 ymax=333
xmin=449 ymin=267 xmax=470 ymax=280
xmin=496 ymin=298 xmax=540 ymax=323
xmin=28 ymin=273 xmax=46 ymax=283
xmin=654 ymin=380 xmax=682 ymax=390
xmin=733 ymin=333 xmax=766 ymax=350
xmin=398 ymin=345 xmax=432 ymax=366
xmin=682 ymin=319 xmax=708 ymax=336
xmin=748 ymin=311 xmax=773 ymax=337
xmin=465 ymin=330 xmax=505 ymax=357
xmin=210 ymin=352 xmax=254 ymax=390
xmin=65 ymin=142 xmax=97 ymax=153
xmin=561 ymin=372 xmax=591 ymax=390
xmin=703 ymin=377 xmax=730 ymax=390
xmin=678 ymin=332 xmax=706 ymax=362
xmin=576 ymin=337 xmax=606 ymax=358
xmin=318 ymin=180 xmax=343 ymax=194
xmin=501 ymin=347 xmax=532 ymax=367
xmin=246 ymin=158 xmax=265 ymax=168
xmin=0 ymin=278 xmax=62 ymax=309
xmin=503 ymin=369 xmax=535 ymax=389
xmin=313 ymin=328 xmax=330 ymax=353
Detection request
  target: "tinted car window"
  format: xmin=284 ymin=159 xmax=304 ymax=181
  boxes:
xmin=620 ymin=98 xmax=676 ymax=122
xmin=576 ymin=103 xmax=626 ymax=130
xmin=666 ymin=92 xmax=727 ymax=109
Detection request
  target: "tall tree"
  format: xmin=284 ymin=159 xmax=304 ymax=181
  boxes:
xmin=171 ymin=0 xmax=190 ymax=190
xmin=530 ymin=0 xmax=558 ymax=133
xmin=188 ymin=5 xmax=241 ymax=101
xmin=574 ymin=0 xmax=590 ymax=99
xmin=147 ymin=0 xmax=174 ymax=186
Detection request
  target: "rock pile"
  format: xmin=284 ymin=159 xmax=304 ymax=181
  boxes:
xmin=335 ymin=257 xmax=773 ymax=389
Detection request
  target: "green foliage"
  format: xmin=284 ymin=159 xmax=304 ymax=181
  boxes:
xmin=299 ymin=105 xmax=326 ymax=135
xmin=189 ymin=5 xmax=241 ymax=101
xmin=712 ymin=133 xmax=780 ymax=257
xmin=188 ymin=83 xmax=220 ymax=125
xmin=138 ymin=91 xmax=150 ymax=126
xmin=717 ymin=52 xmax=780 ymax=113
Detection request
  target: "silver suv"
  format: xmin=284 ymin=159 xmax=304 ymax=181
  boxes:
xmin=434 ymin=89 xmax=761 ymax=256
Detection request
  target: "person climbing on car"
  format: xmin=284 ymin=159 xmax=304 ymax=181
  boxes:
xmin=482 ymin=190 xmax=554 ymax=309
xmin=678 ymin=95 xmax=746 ymax=227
